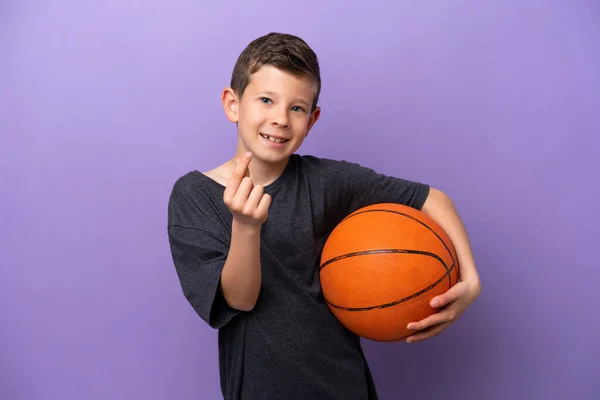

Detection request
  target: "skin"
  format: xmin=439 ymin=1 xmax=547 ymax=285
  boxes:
xmin=209 ymin=64 xmax=481 ymax=342
xmin=207 ymin=65 xmax=320 ymax=187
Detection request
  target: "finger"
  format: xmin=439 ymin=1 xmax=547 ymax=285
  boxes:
xmin=245 ymin=184 xmax=264 ymax=211
xmin=407 ymin=307 xmax=455 ymax=331
xmin=430 ymin=286 xmax=460 ymax=308
xmin=406 ymin=322 xmax=451 ymax=343
xmin=256 ymin=193 xmax=272 ymax=218
xmin=224 ymin=152 xmax=252 ymax=199
xmin=406 ymin=315 xmax=441 ymax=332
xmin=232 ymin=177 xmax=255 ymax=208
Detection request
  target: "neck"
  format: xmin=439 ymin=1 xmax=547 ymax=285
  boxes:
xmin=230 ymin=151 xmax=289 ymax=187
xmin=250 ymin=158 xmax=289 ymax=187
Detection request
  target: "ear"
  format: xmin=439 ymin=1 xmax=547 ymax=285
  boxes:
xmin=222 ymin=87 xmax=240 ymax=123
xmin=304 ymin=106 xmax=321 ymax=137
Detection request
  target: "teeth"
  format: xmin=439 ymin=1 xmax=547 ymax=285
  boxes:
xmin=261 ymin=134 xmax=286 ymax=143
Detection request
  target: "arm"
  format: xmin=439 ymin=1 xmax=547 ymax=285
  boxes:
xmin=220 ymin=221 xmax=262 ymax=311
xmin=421 ymin=188 xmax=481 ymax=285
xmin=406 ymin=187 xmax=482 ymax=343
xmin=220 ymin=152 xmax=272 ymax=311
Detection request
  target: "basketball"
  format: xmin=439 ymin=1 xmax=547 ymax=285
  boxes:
xmin=319 ymin=203 xmax=459 ymax=342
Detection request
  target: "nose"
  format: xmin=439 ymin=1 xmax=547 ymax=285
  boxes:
xmin=270 ymin=106 xmax=290 ymax=128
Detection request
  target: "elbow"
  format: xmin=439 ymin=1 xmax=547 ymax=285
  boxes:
xmin=219 ymin=272 xmax=260 ymax=312
xmin=224 ymin=290 xmax=259 ymax=312
xmin=230 ymin=297 xmax=257 ymax=312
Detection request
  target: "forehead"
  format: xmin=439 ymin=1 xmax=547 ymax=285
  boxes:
xmin=246 ymin=65 xmax=316 ymax=98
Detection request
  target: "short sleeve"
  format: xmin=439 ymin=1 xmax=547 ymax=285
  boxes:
xmin=338 ymin=160 xmax=430 ymax=214
xmin=167 ymin=176 xmax=240 ymax=329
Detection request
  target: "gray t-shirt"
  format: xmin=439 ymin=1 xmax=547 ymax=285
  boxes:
xmin=167 ymin=154 xmax=430 ymax=400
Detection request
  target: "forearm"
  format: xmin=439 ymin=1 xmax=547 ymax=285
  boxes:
xmin=220 ymin=220 xmax=262 ymax=311
xmin=421 ymin=188 xmax=481 ymax=286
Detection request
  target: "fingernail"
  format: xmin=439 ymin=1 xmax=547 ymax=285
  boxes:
xmin=432 ymin=300 xmax=439 ymax=307
xmin=235 ymin=158 xmax=239 ymax=164
xmin=246 ymin=152 xmax=252 ymax=157
xmin=407 ymin=324 xmax=416 ymax=330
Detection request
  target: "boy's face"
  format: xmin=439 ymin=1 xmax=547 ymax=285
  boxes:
xmin=222 ymin=65 xmax=320 ymax=165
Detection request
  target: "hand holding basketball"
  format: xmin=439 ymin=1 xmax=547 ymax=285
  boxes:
xmin=223 ymin=152 xmax=272 ymax=227
xmin=405 ymin=279 xmax=481 ymax=343
xmin=319 ymin=203 xmax=461 ymax=342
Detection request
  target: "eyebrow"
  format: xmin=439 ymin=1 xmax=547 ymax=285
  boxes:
xmin=258 ymin=91 xmax=310 ymax=107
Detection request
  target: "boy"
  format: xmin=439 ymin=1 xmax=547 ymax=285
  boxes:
xmin=168 ymin=32 xmax=481 ymax=399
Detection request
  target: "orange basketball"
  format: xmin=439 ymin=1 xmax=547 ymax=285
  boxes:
xmin=319 ymin=203 xmax=459 ymax=342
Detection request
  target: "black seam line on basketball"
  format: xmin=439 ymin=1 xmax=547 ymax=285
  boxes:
xmin=324 ymin=261 xmax=455 ymax=312
xmin=340 ymin=209 xmax=455 ymax=269
xmin=319 ymin=248 xmax=448 ymax=272
xmin=338 ymin=208 xmax=456 ymax=287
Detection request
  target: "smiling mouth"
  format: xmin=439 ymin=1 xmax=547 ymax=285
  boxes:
xmin=260 ymin=134 xmax=288 ymax=143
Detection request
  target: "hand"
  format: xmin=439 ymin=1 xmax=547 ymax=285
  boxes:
xmin=405 ymin=279 xmax=481 ymax=343
xmin=223 ymin=152 xmax=272 ymax=227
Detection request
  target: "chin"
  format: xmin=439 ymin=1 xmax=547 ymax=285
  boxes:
xmin=254 ymin=152 xmax=290 ymax=164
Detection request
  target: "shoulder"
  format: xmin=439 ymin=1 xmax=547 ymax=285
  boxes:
xmin=201 ymin=163 xmax=231 ymax=187
xmin=169 ymin=171 xmax=204 ymax=214
xmin=293 ymin=154 xmax=358 ymax=176
xmin=171 ymin=170 xmax=209 ymax=198
xmin=168 ymin=170 xmax=225 ymax=228
xmin=292 ymin=155 xmax=375 ymax=190
xmin=172 ymin=158 xmax=231 ymax=194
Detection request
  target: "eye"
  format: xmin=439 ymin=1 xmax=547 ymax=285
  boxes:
xmin=291 ymin=106 xmax=305 ymax=113
xmin=259 ymin=97 xmax=272 ymax=104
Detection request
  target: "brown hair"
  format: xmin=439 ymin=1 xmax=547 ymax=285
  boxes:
xmin=230 ymin=32 xmax=321 ymax=111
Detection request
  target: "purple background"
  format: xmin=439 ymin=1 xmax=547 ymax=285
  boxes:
xmin=1 ymin=1 xmax=599 ymax=399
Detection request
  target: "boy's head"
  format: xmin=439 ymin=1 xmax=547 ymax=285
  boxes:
xmin=230 ymin=32 xmax=321 ymax=112
xmin=222 ymin=33 xmax=322 ymax=165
